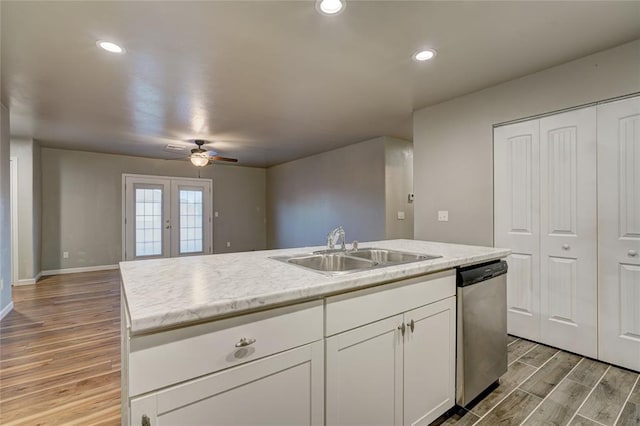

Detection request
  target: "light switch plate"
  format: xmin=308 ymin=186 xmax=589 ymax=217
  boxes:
xmin=397 ymin=211 xmax=405 ymax=220
xmin=438 ymin=210 xmax=449 ymax=222
xmin=214 ymin=211 xmax=219 ymax=218
xmin=63 ymin=251 xmax=69 ymax=259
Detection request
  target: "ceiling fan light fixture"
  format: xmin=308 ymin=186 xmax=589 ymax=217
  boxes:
xmin=190 ymin=152 xmax=209 ymax=167
xmin=317 ymin=0 xmax=345 ymax=15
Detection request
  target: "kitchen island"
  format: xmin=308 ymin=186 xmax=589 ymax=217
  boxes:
xmin=120 ymin=239 xmax=509 ymax=426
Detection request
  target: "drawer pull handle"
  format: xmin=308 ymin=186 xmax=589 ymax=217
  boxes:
xmin=142 ymin=414 xmax=151 ymax=426
xmin=562 ymin=244 xmax=570 ymax=250
xmin=235 ymin=337 xmax=256 ymax=348
xmin=398 ymin=323 xmax=406 ymax=336
xmin=408 ymin=319 xmax=415 ymax=333
xmin=629 ymin=250 xmax=638 ymax=257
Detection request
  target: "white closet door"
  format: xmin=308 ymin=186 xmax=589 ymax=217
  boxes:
xmin=539 ymin=106 xmax=597 ymax=357
xmin=494 ymin=120 xmax=541 ymax=341
xmin=597 ymin=96 xmax=640 ymax=371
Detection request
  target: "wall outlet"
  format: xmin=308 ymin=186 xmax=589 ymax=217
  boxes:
xmin=397 ymin=211 xmax=405 ymax=220
xmin=226 ymin=241 xmax=231 ymax=248
xmin=63 ymin=251 xmax=69 ymax=259
xmin=438 ymin=211 xmax=449 ymax=222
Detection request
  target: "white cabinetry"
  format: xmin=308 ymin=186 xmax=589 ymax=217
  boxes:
xmin=325 ymin=271 xmax=456 ymax=426
xmin=130 ymin=341 xmax=324 ymax=426
xmin=123 ymin=300 xmax=324 ymax=426
xmin=597 ymin=96 xmax=640 ymax=371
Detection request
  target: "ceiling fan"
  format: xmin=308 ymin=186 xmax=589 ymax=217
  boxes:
xmin=189 ymin=140 xmax=238 ymax=167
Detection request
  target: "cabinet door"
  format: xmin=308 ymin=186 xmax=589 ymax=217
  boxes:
xmin=326 ymin=314 xmax=404 ymax=426
xmin=403 ymin=297 xmax=456 ymax=426
xmin=494 ymin=120 xmax=541 ymax=341
xmin=129 ymin=341 xmax=324 ymax=426
xmin=597 ymin=96 xmax=640 ymax=371
xmin=539 ymin=107 xmax=597 ymax=357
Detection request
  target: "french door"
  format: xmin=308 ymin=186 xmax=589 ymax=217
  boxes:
xmin=123 ymin=175 xmax=212 ymax=261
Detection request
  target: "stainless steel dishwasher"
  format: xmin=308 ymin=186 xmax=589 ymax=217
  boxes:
xmin=456 ymin=260 xmax=508 ymax=406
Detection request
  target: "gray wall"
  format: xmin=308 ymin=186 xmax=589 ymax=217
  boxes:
xmin=0 ymin=104 xmax=11 ymax=314
xmin=41 ymin=148 xmax=266 ymax=271
xmin=413 ymin=39 xmax=640 ymax=246
xmin=385 ymin=137 xmax=414 ymax=239
xmin=267 ymin=137 xmax=387 ymax=249
xmin=10 ymin=138 xmax=41 ymax=280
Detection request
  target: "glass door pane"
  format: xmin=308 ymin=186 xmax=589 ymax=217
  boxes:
xmin=134 ymin=186 xmax=164 ymax=257
xmin=178 ymin=188 xmax=204 ymax=254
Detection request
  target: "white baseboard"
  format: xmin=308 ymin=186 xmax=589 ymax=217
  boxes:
xmin=0 ymin=301 xmax=14 ymax=320
xmin=41 ymin=264 xmax=119 ymax=276
xmin=13 ymin=271 xmax=43 ymax=286
xmin=14 ymin=278 xmax=37 ymax=286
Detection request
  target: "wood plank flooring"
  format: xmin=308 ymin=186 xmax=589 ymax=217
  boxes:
xmin=437 ymin=335 xmax=640 ymax=426
xmin=0 ymin=270 xmax=121 ymax=425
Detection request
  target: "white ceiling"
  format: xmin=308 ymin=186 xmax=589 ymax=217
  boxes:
xmin=2 ymin=1 xmax=639 ymax=167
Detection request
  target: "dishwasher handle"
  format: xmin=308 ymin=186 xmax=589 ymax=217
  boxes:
xmin=457 ymin=260 xmax=508 ymax=287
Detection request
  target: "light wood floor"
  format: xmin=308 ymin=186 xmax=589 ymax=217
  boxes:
xmin=0 ymin=270 xmax=121 ymax=425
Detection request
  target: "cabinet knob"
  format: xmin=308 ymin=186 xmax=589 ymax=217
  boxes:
xmin=562 ymin=244 xmax=570 ymax=250
xmin=629 ymin=250 xmax=638 ymax=257
xmin=408 ymin=319 xmax=415 ymax=333
xmin=398 ymin=323 xmax=406 ymax=336
xmin=235 ymin=337 xmax=256 ymax=348
xmin=142 ymin=414 xmax=151 ymax=426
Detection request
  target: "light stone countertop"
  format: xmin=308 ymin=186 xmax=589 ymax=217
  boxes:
xmin=119 ymin=239 xmax=510 ymax=335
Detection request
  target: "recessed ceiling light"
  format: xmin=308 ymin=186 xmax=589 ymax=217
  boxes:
xmin=316 ymin=0 xmax=345 ymax=15
xmin=413 ymin=49 xmax=437 ymax=62
xmin=97 ymin=40 xmax=125 ymax=54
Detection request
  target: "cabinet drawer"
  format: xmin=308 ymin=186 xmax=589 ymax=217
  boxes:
xmin=325 ymin=270 xmax=455 ymax=336
xmin=128 ymin=300 xmax=323 ymax=396
xmin=130 ymin=341 xmax=324 ymax=426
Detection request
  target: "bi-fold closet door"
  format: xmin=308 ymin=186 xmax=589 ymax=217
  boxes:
xmin=597 ymin=97 xmax=640 ymax=371
xmin=494 ymin=106 xmax=598 ymax=358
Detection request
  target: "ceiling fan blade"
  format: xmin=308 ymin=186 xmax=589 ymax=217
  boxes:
xmin=209 ymin=156 xmax=238 ymax=163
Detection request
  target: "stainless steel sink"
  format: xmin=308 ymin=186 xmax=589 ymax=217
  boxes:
xmin=348 ymin=248 xmax=441 ymax=264
xmin=270 ymin=247 xmax=440 ymax=275
xmin=287 ymin=253 xmax=377 ymax=273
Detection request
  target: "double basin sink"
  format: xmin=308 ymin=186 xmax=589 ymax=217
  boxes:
xmin=271 ymin=248 xmax=441 ymax=276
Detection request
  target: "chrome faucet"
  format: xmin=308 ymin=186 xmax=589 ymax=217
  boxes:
xmin=327 ymin=226 xmax=346 ymax=250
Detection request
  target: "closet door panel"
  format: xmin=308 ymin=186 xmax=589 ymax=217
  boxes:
xmin=598 ymin=96 xmax=640 ymax=371
xmin=494 ymin=120 xmax=541 ymax=340
xmin=539 ymin=107 xmax=597 ymax=358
